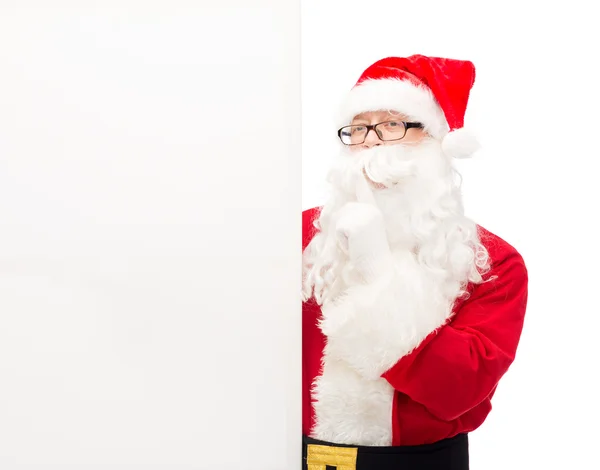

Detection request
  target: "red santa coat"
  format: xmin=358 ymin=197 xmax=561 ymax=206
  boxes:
xmin=302 ymin=207 xmax=529 ymax=446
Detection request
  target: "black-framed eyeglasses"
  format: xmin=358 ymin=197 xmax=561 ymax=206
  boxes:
xmin=337 ymin=121 xmax=424 ymax=146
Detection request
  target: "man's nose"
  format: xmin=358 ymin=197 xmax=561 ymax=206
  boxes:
xmin=362 ymin=128 xmax=382 ymax=148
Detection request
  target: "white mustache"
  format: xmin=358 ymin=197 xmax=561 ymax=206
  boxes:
xmin=330 ymin=138 xmax=442 ymax=195
xmin=359 ymin=146 xmax=418 ymax=187
xmin=363 ymin=157 xmax=416 ymax=186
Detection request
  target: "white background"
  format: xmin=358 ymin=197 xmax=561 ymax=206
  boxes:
xmin=0 ymin=2 xmax=300 ymax=469
xmin=302 ymin=1 xmax=600 ymax=468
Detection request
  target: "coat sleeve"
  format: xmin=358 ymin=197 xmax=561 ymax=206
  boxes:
xmin=381 ymin=248 xmax=528 ymax=422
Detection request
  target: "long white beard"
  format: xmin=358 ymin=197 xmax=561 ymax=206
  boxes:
xmin=302 ymin=138 xmax=490 ymax=306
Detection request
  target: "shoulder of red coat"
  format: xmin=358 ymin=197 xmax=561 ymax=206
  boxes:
xmin=476 ymin=224 xmax=526 ymax=270
xmin=302 ymin=207 xmax=322 ymax=251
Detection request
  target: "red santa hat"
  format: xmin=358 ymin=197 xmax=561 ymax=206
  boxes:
xmin=338 ymin=55 xmax=480 ymax=159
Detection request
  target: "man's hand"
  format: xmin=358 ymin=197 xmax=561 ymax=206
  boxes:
xmin=334 ymin=202 xmax=393 ymax=282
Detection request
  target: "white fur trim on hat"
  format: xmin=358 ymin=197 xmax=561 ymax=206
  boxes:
xmin=337 ymin=78 xmax=449 ymax=139
xmin=441 ymin=127 xmax=480 ymax=159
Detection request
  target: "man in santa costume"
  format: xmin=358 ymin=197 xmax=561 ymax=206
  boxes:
xmin=302 ymin=55 xmax=529 ymax=469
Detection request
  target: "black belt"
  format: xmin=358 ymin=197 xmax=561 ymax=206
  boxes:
xmin=302 ymin=433 xmax=469 ymax=470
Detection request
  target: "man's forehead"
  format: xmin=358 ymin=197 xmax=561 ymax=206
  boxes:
xmin=352 ymin=110 xmax=410 ymax=121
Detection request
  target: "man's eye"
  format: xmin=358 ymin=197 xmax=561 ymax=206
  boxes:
xmin=352 ymin=126 xmax=365 ymax=133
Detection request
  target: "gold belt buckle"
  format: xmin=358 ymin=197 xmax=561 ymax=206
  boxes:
xmin=306 ymin=443 xmax=358 ymax=470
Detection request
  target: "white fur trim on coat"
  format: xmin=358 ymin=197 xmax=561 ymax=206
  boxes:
xmin=311 ymin=357 xmax=395 ymax=446
xmin=337 ymin=79 xmax=449 ymax=139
